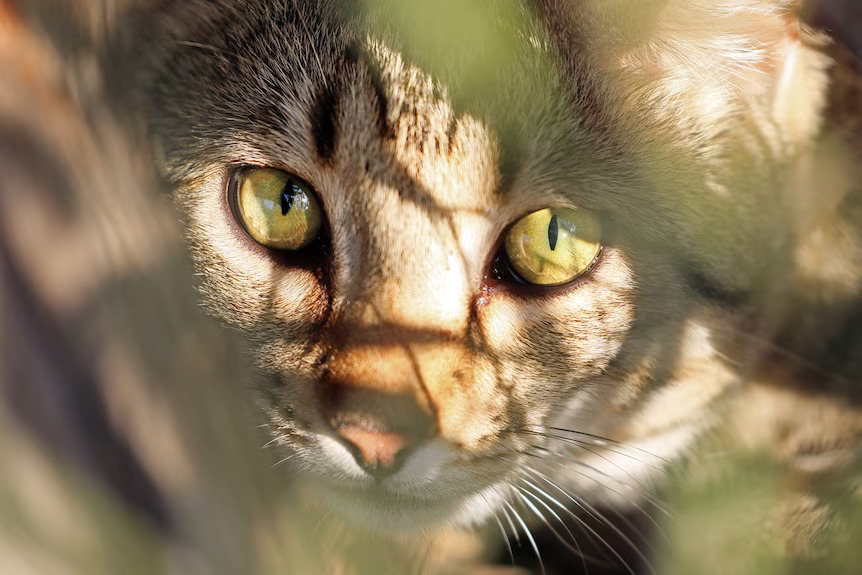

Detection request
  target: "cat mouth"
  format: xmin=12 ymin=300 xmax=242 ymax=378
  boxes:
xmin=292 ymin=450 xmax=508 ymax=530
xmin=308 ymin=478 xmax=476 ymax=530
xmin=280 ymin=430 xmax=516 ymax=529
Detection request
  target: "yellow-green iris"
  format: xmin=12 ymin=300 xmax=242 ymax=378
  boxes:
xmin=504 ymin=207 xmax=601 ymax=285
xmin=235 ymin=167 xmax=322 ymax=251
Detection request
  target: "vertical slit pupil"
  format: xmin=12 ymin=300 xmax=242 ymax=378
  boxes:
xmin=548 ymin=214 xmax=559 ymax=251
xmin=280 ymin=181 xmax=295 ymax=216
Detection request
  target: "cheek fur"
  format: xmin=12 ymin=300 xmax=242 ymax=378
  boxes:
xmin=183 ymin=176 xmax=330 ymax=332
xmin=477 ymin=248 xmax=635 ymax=380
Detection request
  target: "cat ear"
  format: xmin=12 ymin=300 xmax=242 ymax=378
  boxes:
xmin=555 ymin=0 xmax=833 ymax=148
xmin=624 ymin=0 xmax=828 ymax=146
xmin=766 ymin=2 xmax=835 ymax=147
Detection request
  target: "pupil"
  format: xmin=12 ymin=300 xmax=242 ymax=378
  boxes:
xmin=548 ymin=214 xmax=559 ymax=251
xmin=280 ymin=181 xmax=295 ymax=216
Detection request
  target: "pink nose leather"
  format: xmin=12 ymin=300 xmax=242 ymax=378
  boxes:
xmin=337 ymin=425 xmax=410 ymax=470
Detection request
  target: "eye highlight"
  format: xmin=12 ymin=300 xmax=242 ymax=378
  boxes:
xmin=233 ymin=167 xmax=323 ymax=251
xmin=504 ymin=207 xmax=601 ymax=286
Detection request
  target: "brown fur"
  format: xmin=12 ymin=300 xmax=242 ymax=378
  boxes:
xmin=10 ymin=0 xmax=858 ymax=572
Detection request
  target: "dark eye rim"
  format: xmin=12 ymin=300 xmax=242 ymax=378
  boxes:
xmin=225 ymin=165 xmax=330 ymax=269
xmin=484 ymin=207 xmax=607 ymax=294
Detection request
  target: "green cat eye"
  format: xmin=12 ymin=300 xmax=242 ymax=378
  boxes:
xmin=234 ymin=167 xmax=322 ymax=251
xmin=504 ymin=207 xmax=601 ymax=286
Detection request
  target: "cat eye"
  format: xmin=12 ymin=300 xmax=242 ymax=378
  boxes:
xmin=503 ymin=207 xmax=601 ymax=286
xmin=233 ymin=167 xmax=323 ymax=251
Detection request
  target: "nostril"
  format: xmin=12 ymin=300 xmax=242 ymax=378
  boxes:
xmin=336 ymin=424 xmax=416 ymax=477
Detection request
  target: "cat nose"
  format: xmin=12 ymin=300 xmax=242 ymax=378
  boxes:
xmin=336 ymin=424 xmax=412 ymax=477
xmin=320 ymin=383 xmax=436 ymax=478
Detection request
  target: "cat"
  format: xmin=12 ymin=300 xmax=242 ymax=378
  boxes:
xmin=127 ymin=0 xmax=862 ymax=570
xmin=4 ymin=0 xmax=862 ymax=573
xmin=119 ymin=0 xmax=862 ymax=571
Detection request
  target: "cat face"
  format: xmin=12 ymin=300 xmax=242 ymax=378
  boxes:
xmin=142 ymin=0 xmax=835 ymax=530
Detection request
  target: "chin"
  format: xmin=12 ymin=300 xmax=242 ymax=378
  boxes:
xmin=295 ymin=469 xmax=509 ymax=534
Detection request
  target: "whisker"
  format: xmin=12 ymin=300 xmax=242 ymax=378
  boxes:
xmin=480 ymin=491 xmax=516 ymax=565
xmin=520 ymin=429 xmax=660 ymax=492
xmin=261 ymin=436 xmax=282 ymax=449
xmin=513 ymin=483 xmax=591 ymax=573
xmin=516 ymin=476 xmax=627 ymax=572
xmin=520 ymin=461 xmax=602 ymax=524
xmin=271 ymin=453 xmax=297 ymax=469
xmin=493 ymin=511 xmax=516 ymax=566
xmin=501 ymin=455 xmax=612 ymax=551
xmin=526 ymin=445 xmax=673 ymax=521
xmin=526 ymin=447 xmax=672 ymax=548
xmin=502 ymin=499 xmax=546 ymax=575
xmin=498 ymin=498 xmax=522 ymax=547
xmin=528 ymin=448 xmax=672 ymax=553
xmin=528 ymin=425 xmax=670 ymax=464
xmin=514 ymin=486 xmax=570 ymax=550
xmin=523 ymin=466 xmax=656 ymax=575
xmin=541 ymin=431 xmax=667 ymax=477
xmin=312 ymin=507 xmax=336 ymax=536
xmin=709 ymin=322 xmax=851 ymax=383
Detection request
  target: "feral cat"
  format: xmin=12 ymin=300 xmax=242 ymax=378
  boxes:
xmin=126 ymin=0 xmax=862 ymax=571
xmin=128 ymin=0 xmax=862 ymax=569
xmin=4 ymin=0 xmax=861 ymax=573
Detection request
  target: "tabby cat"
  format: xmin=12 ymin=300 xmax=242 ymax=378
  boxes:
xmin=9 ymin=0 xmax=862 ymax=573
xmin=124 ymin=0 xmax=862 ymax=571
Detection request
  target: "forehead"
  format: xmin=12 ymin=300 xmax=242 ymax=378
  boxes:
xmin=151 ymin=0 xmax=625 ymax=211
xmin=321 ymin=41 xmax=503 ymax=209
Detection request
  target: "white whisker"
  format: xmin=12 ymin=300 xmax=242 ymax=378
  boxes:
xmin=312 ymin=507 xmax=335 ymax=536
xmin=526 ymin=447 xmax=671 ymax=547
xmin=516 ymin=476 xmax=624 ymax=571
xmin=261 ymin=436 xmax=281 ymax=449
xmin=528 ymin=425 xmax=670 ymax=464
xmin=480 ymin=491 xmax=516 ymax=565
xmin=271 ymin=453 xmax=297 ymax=469
xmin=538 ymin=430 xmax=668 ymax=475
xmin=526 ymin=446 xmax=673 ymax=521
xmin=498 ymin=497 xmax=522 ymax=547
xmin=523 ymin=466 xmax=656 ymax=575
xmin=502 ymin=499 xmax=546 ymax=575
xmin=513 ymin=484 xmax=591 ymax=573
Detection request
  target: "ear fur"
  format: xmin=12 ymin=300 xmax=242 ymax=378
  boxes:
xmin=576 ymin=0 xmax=833 ymax=150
